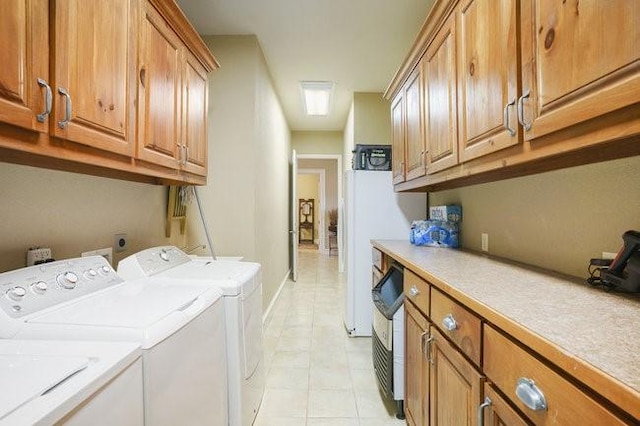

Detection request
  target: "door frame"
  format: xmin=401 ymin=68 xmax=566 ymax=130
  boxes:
xmin=297 ymin=154 xmax=343 ymax=265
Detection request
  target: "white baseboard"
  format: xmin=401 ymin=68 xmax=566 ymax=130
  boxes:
xmin=262 ymin=268 xmax=291 ymax=325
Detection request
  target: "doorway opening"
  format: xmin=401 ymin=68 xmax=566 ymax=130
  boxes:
xmin=291 ymin=153 xmax=343 ymax=281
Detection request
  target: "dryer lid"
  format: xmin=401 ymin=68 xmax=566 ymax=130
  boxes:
xmin=162 ymin=261 xmax=261 ymax=296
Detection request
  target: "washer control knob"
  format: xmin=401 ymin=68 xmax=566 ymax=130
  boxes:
xmin=6 ymin=286 xmax=26 ymax=302
xmin=84 ymin=269 xmax=98 ymax=279
xmin=57 ymin=272 xmax=79 ymax=289
xmin=99 ymin=265 xmax=110 ymax=275
xmin=159 ymin=250 xmax=169 ymax=261
xmin=31 ymin=281 xmax=48 ymax=294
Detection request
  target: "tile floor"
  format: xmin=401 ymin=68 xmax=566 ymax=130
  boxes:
xmin=257 ymin=248 xmax=405 ymax=426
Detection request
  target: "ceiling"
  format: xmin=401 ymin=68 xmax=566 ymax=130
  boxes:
xmin=176 ymin=0 xmax=435 ymax=131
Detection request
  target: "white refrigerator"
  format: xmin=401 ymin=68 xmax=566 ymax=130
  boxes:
xmin=342 ymin=170 xmax=426 ymax=336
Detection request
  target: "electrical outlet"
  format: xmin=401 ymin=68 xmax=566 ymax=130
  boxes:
xmin=602 ymin=251 xmax=617 ymax=260
xmin=26 ymin=248 xmax=53 ymax=266
xmin=82 ymin=247 xmax=113 ymax=265
xmin=114 ymin=233 xmax=128 ymax=253
xmin=481 ymin=233 xmax=489 ymax=252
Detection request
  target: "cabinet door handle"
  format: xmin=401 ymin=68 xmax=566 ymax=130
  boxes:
xmin=517 ymin=90 xmax=532 ymax=131
xmin=478 ymin=397 xmax=492 ymax=426
xmin=184 ymin=145 xmax=189 ymax=165
xmin=503 ymin=98 xmax=516 ymax=136
xmin=425 ymin=335 xmax=435 ymax=364
xmin=420 ymin=331 xmax=427 ymax=353
xmin=57 ymin=87 xmax=72 ymax=129
xmin=409 ymin=285 xmax=420 ymax=297
xmin=515 ymin=377 xmax=548 ymax=411
xmin=442 ymin=313 xmax=458 ymax=331
xmin=36 ymin=78 xmax=52 ymax=123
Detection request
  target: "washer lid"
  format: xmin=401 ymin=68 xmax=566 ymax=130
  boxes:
xmin=0 ymin=354 xmax=88 ymax=419
xmin=28 ymin=279 xmax=212 ymax=328
xmin=162 ymin=261 xmax=261 ymax=296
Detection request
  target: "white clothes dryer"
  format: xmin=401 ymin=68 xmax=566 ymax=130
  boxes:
xmin=118 ymin=246 xmax=264 ymax=426
xmin=0 ymin=340 xmax=143 ymax=425
xmin=0 ymin=256 xmax=227 ymax=426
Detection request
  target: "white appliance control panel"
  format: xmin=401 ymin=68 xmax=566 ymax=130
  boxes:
xmin=0 ymin=256 xmax=123 ymax=318
xmin=117 ymin=246 xmax=191 ymax=279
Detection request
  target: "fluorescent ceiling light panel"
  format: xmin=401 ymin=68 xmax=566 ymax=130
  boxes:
xmin=300 ymin=81 xmax=334 ymax=116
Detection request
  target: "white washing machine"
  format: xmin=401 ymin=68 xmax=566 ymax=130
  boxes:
xmin=0 ymin=256 xmax=228 ymax=426
xmin=0 ymin=339 xmax=143 ymax=425
xmin=118 ymin=246 xmax=264 ymax=426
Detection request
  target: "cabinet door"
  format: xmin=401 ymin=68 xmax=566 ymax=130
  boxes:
xmin=137 ymin=1 xmax=182 ymax=169
xmin=391 ymin=93 xmax=406 ymax=184
xmin=405 ymin=301 xmax=429 ymax=426
xmin=425 ymin=13 xmax=459 ymax=174
xmin=457 ymin=0 xmax=520 ymax=162
xmin=53 ymin=0 xmax=136 ymax=156
xmin=0 ymin=0 xmax=49 ymax=133
xmin=429 ymin=327 xmax=484 ymax=426
xmin=182 ymin=52 xmax=208 ymax=176
xmin=520 ymin=0 xmax=640 ymax=140
xmin=405 ymin=64 xmax=426 ymax=181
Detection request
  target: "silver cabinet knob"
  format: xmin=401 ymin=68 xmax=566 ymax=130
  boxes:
xmin=515 ymin=377 xmax=547 ymax=411
xmin=409 ymin=285 xmax=419 ymax=296
xmin=442 ymin=313 xmax=457 ymax=331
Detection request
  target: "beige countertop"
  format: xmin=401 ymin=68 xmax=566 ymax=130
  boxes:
xmin=372 ymin=239 xmax=640 ymax=420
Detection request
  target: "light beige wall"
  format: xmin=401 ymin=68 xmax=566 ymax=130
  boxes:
xmin=0 ymin=163 xmax=179 ymax=272
xmin=187 ymin=36 xmax=258 ymax=260
xmin=343 ymin=93 xmax=391 ymax=171
xmin=187 ymin=35 xmax=291 ymax=311
xmin=430 ymin=156 xmax=640 ymax=279
xmin=253 ymin=42 xmax=292 ymax=308
xmin=353 ymin=92 xmax=391 ymax=146
xmin=291 ymin=131 xmax=343 ymax=154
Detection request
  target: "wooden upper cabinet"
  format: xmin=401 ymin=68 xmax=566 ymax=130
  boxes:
xmin=0 ymin=0 xmax=49 ymax=133
xmin=404 ymin=64 xmax=426 ymax=181
xmin=425 ymin=12 xmax=459 ymax=174
xmin=520 ymin=0 xmax=640 ymax=140
xmin=182 ymin=52 xmax=208 ymax=176
xmin=53 ymin=0 xmax=136 ymax=156
xmin=391 ymin=93 xmax=406 ymax=184
xmin=457 ymin=0 xmax=520 ymax=162
xmin=137 ymin=1 xmax=182 ymax=170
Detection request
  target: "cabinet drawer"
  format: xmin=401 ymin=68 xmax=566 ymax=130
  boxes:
xmin=430 ymin=287 xmax=481 ymax=367
xmin=404 ymin=269 xmax=430 ymax=315
xmin=483 ymin=325 xmax=628 ymax=425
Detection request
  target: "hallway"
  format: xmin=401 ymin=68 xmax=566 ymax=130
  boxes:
xmin=257 ymin=248 xmax=404 ymax=425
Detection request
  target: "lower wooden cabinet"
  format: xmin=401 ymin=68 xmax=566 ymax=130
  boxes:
xmin=405 ymin=301 xmax=429 ymax=426
xmin=429 ymin=326 xmax=484 ymax=426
